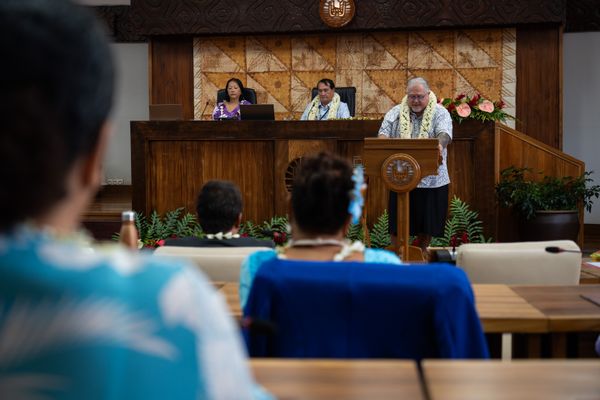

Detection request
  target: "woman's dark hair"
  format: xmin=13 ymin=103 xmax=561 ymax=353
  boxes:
xmin=291 ymin=152 xmax=353 ymax=235
xmin=196 ymin=180 xmax=243 ymax=234
xmin=317 ymin=79 xmax=336 ymax=89
xmin=223 ymin=78 xmax=246 ymax=102
xmin=0 ymin=0 xmax=115 ymax=231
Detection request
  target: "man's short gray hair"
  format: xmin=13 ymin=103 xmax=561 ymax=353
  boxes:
xmin=407 ymin=77 xmax=430 ymax=92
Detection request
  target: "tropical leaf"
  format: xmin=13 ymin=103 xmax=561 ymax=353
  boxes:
xmin=369 ymin=210 xmax=391 ymax=249
xmin=346 ymin=222 xmax=365 ymax=243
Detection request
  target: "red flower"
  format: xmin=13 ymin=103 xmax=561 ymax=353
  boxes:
xmin=273 ymin=231 xmax=287 ymax=245
xmin=156 ymin=239 xmax=165 ymax=247
xmin=170 ymin=234 xmax=178 ymax=238
xmin=450 ymin=235 xmax=457 ymax=248
xmin=468 ymin=93 xmax=480 ymax=106
xmin=447 ymin=103 xmax=456 ymax=112
xmin=461 ymin=232 xmax=469 ymax=244
xmin=241 ymin=232 xmax=249 ymax=237
xmin=495 ymin=100 xmax=505 ymax=109
xmin=411 ymin=237 xmax=421 ymax=247
xmin=455 ymin=93 xmax=466 ymax=101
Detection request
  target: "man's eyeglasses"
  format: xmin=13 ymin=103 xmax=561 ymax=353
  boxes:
xmin=407 ymin=94 xmax=427 ymax=101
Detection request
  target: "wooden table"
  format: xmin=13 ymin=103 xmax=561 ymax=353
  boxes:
xmin=423 ymin=360 xmax=600 ymax=400
xmin=217 ymin=282 xmax=579 ymax=334
xmin=218 ymin=282 xmax=600 ymax=357
xmin=511 ymin=285 xmax=600 ymax=332
xmin=581 ymin=261 xmax=600 ymax=284
xmin=251 ymin=359 xmax=424 ymax=399
xmin=472 ymin=284 xmax=547 ymax=333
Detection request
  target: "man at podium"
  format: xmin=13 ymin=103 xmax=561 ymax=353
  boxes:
xmin=378 ymin=77 xmax=453 ymax=254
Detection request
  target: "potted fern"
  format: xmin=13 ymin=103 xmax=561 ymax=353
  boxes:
xmin=495 ymin=166 xmax=600 ymax=241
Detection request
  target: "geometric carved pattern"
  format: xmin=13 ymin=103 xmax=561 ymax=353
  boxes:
xmin=566 ymin=0 xmax=600 ymax=32
xmin=194 ymin=29 xmax=517 ymax=121
xmin=93 ymin=6 xmax=146 ymax=43
xmin=128 ymin=0 xmax=565 ymax=35
xmin=95 ymin=1 xmax=600 ymax=41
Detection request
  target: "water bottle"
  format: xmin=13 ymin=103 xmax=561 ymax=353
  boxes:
xmin=119 ymin=210 xmax=138 ymax=250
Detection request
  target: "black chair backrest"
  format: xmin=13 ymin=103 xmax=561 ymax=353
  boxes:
xmin=310 ymin=86 xmax=356 ymax=117
xmin=217 ymin=88 xmax=257 ymax=105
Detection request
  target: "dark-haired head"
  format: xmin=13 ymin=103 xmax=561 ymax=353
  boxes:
xmin=223 ymin=78 xmax=245 ymax=102
xmin=317 ymin=79 xmax=335 ymax=90
xmin=0 ymin=0 xmax=114 ymax=232
xmin=196 ymin=180 xmax=243 ymax=234
xmin=291 ymin=152 xmax=353 ymax=236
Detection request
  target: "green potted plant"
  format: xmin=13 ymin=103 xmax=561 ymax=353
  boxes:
xmin=495 ymin=166 xmax=600 ymax=241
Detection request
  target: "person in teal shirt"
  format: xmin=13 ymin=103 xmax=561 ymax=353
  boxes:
xmin=0 ymin=1 xmax=269 ymax=399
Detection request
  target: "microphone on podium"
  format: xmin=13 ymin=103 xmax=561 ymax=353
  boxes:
xmin=545 ymin=246 xmax=582 ymax=254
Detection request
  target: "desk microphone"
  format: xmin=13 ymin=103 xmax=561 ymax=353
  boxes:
xmin=545 ymin=246 xmax=582 ymax=254
xmin=200 ymin=101 xmax=210 ymax=118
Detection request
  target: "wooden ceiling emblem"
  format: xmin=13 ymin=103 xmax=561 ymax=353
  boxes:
xmin=319 ymin=0 xmax=355 ymax=28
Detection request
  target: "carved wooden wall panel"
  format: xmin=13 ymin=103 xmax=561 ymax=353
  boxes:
xmin=95 ymin=1 xmax=600 ymax=40
xmin=93 ymin=6 xmax=145 ymax=42
xmin=150 ymin=38 xmax=194 ymax=119
xmin=516 ymin=26 xmax=562 ymax=148
xmin=129 ymin=0 xmax=564 ymax=35
xmin=565 ymin=0 xmax=600 ymax=32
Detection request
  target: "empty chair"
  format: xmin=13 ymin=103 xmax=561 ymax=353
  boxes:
xmin=456 ymin=240 xmax=582 ymax=284
xmin=244 ymin=259 xmax=489 ymax=359
xmin=154 ymin=246 xmax=270 ymax=281
xmin=311 ymin=86 xmax=356 ymax=116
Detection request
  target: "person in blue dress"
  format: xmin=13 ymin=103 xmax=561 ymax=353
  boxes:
xmin=0 ymin=1 xmax=269 ymax=399
xmin=239 ymin=151 xmax=403 ymax=308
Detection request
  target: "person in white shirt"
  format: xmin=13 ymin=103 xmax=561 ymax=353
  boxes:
xmin=378 ymin=77 xmax=453 ymax=254
xmin=301 ymin=78 xmax=351 ymax=120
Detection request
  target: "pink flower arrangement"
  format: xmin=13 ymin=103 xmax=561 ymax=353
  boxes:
xmin=439 ymin=93 xmax=514 ymax=123
xmin=456 ymin=103 xmax=472 ymax=118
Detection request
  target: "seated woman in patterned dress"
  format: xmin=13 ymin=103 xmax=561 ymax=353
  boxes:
xmin=212 ymin=78 xmax=252 ymax=120
xmin=239 ymin=151 xmax=403 ymax=308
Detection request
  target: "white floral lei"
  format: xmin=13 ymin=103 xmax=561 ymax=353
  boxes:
xmin=307 ymin=92 xmax=341 ymax=120
xmin=398 ymin=91 xmax=437 ymax=138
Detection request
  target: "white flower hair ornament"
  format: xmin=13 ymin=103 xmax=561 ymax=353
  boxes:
xmin=348 ymin=165 xmax=366 ymax=224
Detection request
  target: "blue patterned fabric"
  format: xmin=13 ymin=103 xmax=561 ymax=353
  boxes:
xmin=0 ymin=225 xmax=271 ymax=400
xmin=243 ymin=259 xmax=488 ymax=360
xmin=239 ymin=248 xmax=402 ymax=309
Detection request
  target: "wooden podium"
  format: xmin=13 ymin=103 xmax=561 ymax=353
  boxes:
xmin=363 ymin=138 xmax=440 ymax=261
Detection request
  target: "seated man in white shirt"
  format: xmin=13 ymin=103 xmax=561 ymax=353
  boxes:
xmin=300 ymin=78 xmax=351 ymax=120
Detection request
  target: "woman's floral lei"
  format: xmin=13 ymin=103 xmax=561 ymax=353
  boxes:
xmin=439 ymin=93 xmax=515 ymax=124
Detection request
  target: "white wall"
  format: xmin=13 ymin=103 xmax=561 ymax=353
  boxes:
xmin=104 ymin=43 xmax=148 ymax=184
xmin=563 ymin=32 xmax=600 ymax=224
